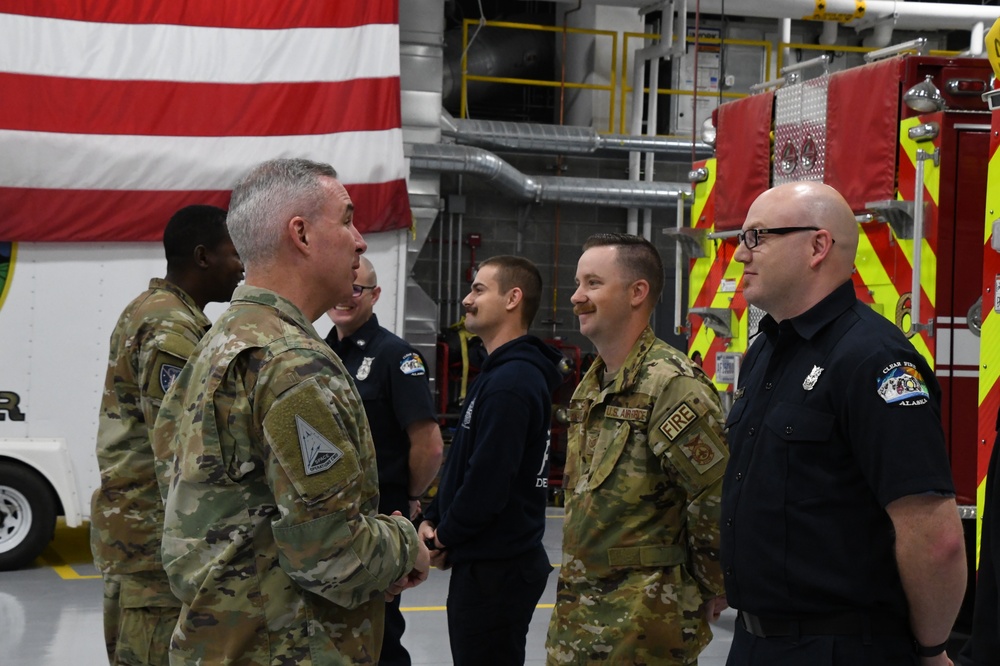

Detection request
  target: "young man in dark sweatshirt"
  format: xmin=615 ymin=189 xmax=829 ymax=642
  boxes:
xmin=420 ymin=255 xmax=563 ymax=666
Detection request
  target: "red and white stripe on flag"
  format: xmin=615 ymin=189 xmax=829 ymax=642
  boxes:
xmin=0 ymin=1 xmax=412 ymax=241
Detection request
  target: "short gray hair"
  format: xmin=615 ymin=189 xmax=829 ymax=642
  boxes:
xmin=227 ymin=158 xmax=338 ymax=266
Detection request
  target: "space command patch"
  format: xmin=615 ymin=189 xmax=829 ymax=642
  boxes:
xmin=400 ymin=353 xmax=426 ymax=376
xmin=876 ymin=361 xmax=930 ymax=406
xmin=160 ymin=364 xmax=183 ymax=392
xmin=296 ymin=415 xmax=344 ymax=475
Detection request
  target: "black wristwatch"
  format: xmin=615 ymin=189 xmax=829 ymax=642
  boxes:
xmin=914 ymin=640 xmax=947 ymax=658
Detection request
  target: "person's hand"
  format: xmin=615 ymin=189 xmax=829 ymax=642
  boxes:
xmin=384 ymin=531 xmax=431 ymax=601
xmin=417 ymin=520 xmax=450 ymax=569
xmin=702 ymin=595 xmax=728 ymax=623
xmin=408 ymin=499 xmax=421 ymax=521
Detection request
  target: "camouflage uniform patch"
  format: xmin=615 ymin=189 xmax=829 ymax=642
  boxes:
xmin=90 ymin=278 xmax=205 ymax=662
xmin=546 ymin=327 xmax=729 ymax=665
xmin=157 ymin=285 xmax=419 ymax=665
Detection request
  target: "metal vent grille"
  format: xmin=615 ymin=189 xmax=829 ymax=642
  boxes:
xmin=773 ymin=73 xmax=829 ymax=186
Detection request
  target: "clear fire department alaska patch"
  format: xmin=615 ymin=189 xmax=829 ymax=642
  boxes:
xmin=876 ymin=361 xmax=929 ymax=406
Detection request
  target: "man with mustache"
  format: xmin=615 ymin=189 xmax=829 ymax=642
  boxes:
xmin=547 ymin=233 xmax=729 ymax=665
xmin=156 ymin=158 xmax=429 ymax=665
xmin=420 ymin=255 xmax=563 ymax=666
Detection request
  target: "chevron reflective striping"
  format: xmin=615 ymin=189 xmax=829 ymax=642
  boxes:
xmin=976 ymin=111 xmax=1000 ymax=566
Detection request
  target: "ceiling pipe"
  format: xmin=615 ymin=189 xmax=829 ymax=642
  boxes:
xmin=819 ymin=20 xmax=838 ymax=46
xmin=690 ymin=0 xmax=1000 ymax=32
xmin=409 ymin=143 xmax=690 ymax=208
xmin=441 ymin=111 xmax=713 ymax=158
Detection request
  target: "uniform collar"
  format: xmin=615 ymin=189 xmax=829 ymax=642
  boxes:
xmin=339 ymin=313 xmax=380 ymax=351
xmin=148 ymin=278 xmax=207 ymax=324
xmin=760 ymin=280 xmax=856 ymax=342
xmin=230 ymin=284 xmax=322 ymax=339
xmin=587 ymin=326 xmax=657 ymax=394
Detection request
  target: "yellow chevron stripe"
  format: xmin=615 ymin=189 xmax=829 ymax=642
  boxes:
xmin=688 ymin=159 xmax=717 ymax=311
xmin=854 ymin=228 xmax=934 ymax=365
xmin=899 ymin=116 xmax=941 ymax=206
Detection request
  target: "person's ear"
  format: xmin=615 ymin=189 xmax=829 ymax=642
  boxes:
xmin=628 ymin=279 xmax=650 ymax=308
xmin=289 ymin=216 xmax=309 ymax=255
xmin=371 ymin=285 xmax=382 ymax=306
xmin=506 ymin=287 xmax=524 ymax=313
xmin=192 ymin=245 xmax=209 ymax=268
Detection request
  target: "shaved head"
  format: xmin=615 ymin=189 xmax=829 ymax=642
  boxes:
xmin=735 ymin=181 xmax=859 ymax=321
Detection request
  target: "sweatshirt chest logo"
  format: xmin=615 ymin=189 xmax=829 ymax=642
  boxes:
xmin=461 ymin=397 xmax=476 ymax=429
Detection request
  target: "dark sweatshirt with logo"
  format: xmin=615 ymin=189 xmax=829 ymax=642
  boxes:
xmin=424 ymin=334 xmax=563 ymax=564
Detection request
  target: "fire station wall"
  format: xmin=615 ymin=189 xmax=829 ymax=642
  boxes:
xmin=411 ymin=152 xmax=692 ymax=356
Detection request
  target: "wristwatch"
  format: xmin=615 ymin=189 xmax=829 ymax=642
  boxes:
xmin=914 ymin=640 xmax=947 ymax=658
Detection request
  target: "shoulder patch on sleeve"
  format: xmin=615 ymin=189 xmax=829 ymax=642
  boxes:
xmin=399 ymin=352 xmax=426 ymax=376
xmin=160 ymin=363 xmax=183 ymax=393
xmin=876 ymin=361 xmax=930 ymax=406
xmin=678 ymin=436 xmax=725 ymax=474
xmin=296 ymin=415 xmax=344 ymax=475
xmin=659 ymin=401 xmax=698 ymax=441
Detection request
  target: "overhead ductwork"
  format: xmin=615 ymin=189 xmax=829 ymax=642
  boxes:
xmin=409 ymin=143 xmax=690 ymax=208
xmin=686 ymin=0 xmax=1000 ymax=32
xmin=440 ymin=111 xmax=712 ymax=159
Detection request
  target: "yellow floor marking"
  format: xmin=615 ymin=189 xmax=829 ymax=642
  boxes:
xmin=36 ymin=521 xmax=101 ymax=580
xmin=402 ymin=603 xmax=555 ymax=612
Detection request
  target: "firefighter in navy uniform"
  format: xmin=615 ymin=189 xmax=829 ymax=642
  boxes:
xmin=722 ymin=182 xmax=966 ymax=666
xmin=957 ymin=406 xmax=1000 ymax=665
xmin=326 ymin=256 xmax=444 ymax=666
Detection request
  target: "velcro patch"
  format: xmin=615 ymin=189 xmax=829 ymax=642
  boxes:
xmin=400 ymin=353 xmax=426 ymax=376
xmin=876 ymin=361 xmax=930 ymax=406
xmin=679 ymin=436 xmax=725 ymax=474
xmin=659 ymin=402 xmax=698 ymax=441
xmin=296 ymin=415 xmax=344 ymax=475
xmin=160 ymin=364 xmax=183 ymax=393
xmin=605 ymin=405 xmax=649 ymax=422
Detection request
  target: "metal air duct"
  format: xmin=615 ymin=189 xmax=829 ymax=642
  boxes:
xmin=409 ymin=143 xmax=689 ymax=208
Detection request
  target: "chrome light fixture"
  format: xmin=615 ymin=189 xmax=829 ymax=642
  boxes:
xmin=903 ymin=75 xmax=945 ymax=113
xmin=701 ymin=117 xmax=717 ymax=147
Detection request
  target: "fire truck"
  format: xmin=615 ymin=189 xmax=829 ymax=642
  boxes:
xmin=687 ymin=49 xmax=996 ymax=603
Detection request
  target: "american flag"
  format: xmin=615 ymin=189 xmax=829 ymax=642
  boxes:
xmin=0 ymin=1 xmax=412 ymax=241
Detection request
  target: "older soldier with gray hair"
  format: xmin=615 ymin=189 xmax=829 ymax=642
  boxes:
xmin=546 ymin=233 xmax=728 ymax=665
xmin=155 ymin=158 xmax=429 ymax=665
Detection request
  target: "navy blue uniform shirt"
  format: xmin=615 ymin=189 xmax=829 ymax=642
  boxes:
xmin=721 ymin=280 xmax=954 ymax=621
xmin=326 ymin=314 xmax=436 ymax=515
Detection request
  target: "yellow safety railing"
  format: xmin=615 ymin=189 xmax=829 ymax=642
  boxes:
xmin=619 ymin=33 xmax=771 ymax=134
xmin=461 ymin=19 xmax=619 ymax=133
xmin=458 ymin=19 xmax=961 ymax=137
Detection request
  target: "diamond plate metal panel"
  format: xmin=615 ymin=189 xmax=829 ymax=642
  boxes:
xmin=773 ymin=74 xmax=829 ymax=186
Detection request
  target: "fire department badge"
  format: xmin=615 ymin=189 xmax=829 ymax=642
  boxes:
xmin=399 ymin=352 xmax=426 ymax=376
xmin=876 ymin=361 xmax=929 ymax=406
xmin=802 ymin=365 xmax=824 ymax=391
xmin=357 ymin=357 xmax=374 ymax=381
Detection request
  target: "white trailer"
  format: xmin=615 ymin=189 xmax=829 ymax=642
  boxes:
xmin=0 ymin=233 xmax=410 ymax=570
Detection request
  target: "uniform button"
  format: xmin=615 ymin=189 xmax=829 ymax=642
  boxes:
xmin=765 ymin=382 xmax=773 ymax=390
xmin=726 ymin=518 xmax=733 ymax=527
xmin=725 ymin=567 xmax=733 ymax=576
xmin=748 ymin=427 xmax=756 ymax=436
xmin=785 ymin=426 xmax=793 ymax=435
xmin=736 ymin=472 xmax=743 ymax=481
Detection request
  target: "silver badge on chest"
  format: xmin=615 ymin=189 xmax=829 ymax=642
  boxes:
xmin=802 ymin=365 xmax=824 ymax=391
xmin=357 ymin=357 xmax=374 ymax=381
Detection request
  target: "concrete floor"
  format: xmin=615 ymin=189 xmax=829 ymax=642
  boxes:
xmin=0 ymin=508 xmax=736 ymax=665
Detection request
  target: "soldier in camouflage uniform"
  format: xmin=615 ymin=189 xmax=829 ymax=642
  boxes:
xmin=155 ymin=158 xmax=429 ymax=666
xmin=546 ymin=233 xmax=729 ymax=665
xmin=91 ymin=205 xmax=244 ymax=665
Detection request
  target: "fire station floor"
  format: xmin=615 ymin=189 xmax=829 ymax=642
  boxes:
xmin=0 ymin=507 xmax=737 ymax=665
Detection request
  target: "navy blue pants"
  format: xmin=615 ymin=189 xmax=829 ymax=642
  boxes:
xmin=445 ymin=545 xmax=553 ymax=666
xmin=727 ymin=619 xmax=918 ymax=665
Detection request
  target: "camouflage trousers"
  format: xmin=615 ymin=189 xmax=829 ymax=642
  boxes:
xmin=545 ymin=565 xmax=711 ymax=665
xmin=102 ymin=571 xmax=181 ymax=666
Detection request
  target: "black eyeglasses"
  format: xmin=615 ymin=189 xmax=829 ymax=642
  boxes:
xmin=352 ymin=284 xmax=376 ymax=298
xmin=738 ymin=226 xmax=827 ymax=250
